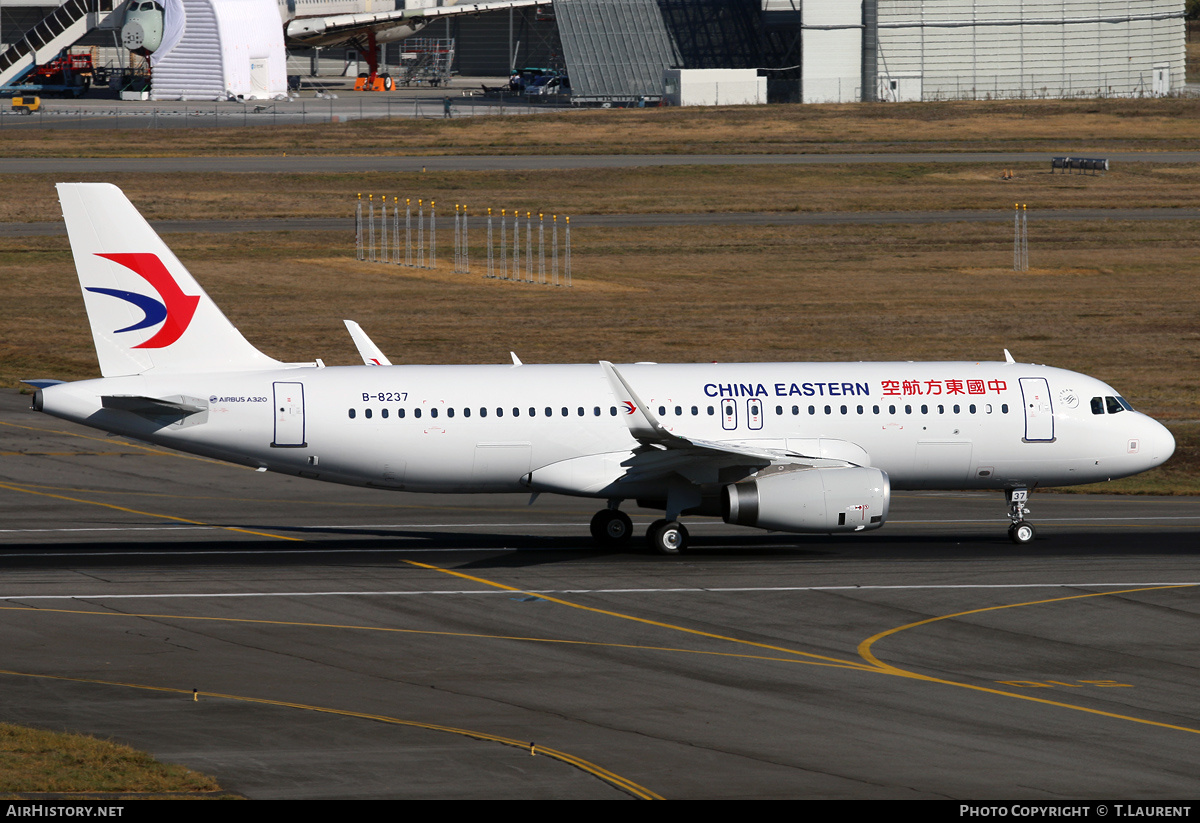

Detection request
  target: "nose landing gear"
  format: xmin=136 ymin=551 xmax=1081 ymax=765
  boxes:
xmin=1006 ymin=487 xmax=1036 ymax=544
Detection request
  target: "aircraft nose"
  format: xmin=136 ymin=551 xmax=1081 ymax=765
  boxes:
xmin=1138 ymin=416 xmax=1176 ymax=468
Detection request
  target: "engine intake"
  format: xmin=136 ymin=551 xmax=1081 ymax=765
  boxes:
xmin=723 ymin=466 xmax=890 ymax=533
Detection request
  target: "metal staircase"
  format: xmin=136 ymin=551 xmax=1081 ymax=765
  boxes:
xmin=0 ymin=0 xmax=120 ymax=88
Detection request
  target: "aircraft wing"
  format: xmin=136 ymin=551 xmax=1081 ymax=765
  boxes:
xmin=600 ymin=361 xmax=860 ymax=468
xmin=285 ymin=1 xmax=545 ymax=46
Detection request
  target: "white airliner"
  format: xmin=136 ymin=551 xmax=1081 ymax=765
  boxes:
xmin=123 ymin=0 xmax=545 ymax=87
xmin=30 ymin=184 xmax=1175 ymax=553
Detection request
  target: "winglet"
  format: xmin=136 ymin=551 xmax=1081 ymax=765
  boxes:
xmin=1003 ymin=348 xmax=1015 ymax=364
xmin=511 ymin=352 xmax=523 ymax=366
xmin=599 ymin=361 xmax=678 ymax=445
xmin=343 ymin=320 xmax=392 ymax=366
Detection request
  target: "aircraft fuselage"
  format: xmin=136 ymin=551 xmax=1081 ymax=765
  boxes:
xmin=36 ymin=361 xmax=1174 ymax=498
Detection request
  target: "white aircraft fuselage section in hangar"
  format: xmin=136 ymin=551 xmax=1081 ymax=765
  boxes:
xmin=123 ymin=0 xmax=545 ymax=54
xmin=32 ymin=184 xmax=1176 ymax=553
xmin=121 ymin=0 xmax=544 ymax=91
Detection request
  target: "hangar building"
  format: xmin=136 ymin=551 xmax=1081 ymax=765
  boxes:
xmin=0 ymin=0 xmax=1187 ymax=103
xmin=452 ymin=0 xmax=1185 ymax=103
xmin=786 ymin=0 xmax=1186 ymax=103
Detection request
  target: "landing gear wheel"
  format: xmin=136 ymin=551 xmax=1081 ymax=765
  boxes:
xmin=381 ymin=73 xmax=394 ymax=91
xmin=1009 ymin=520 xmax=1036 ymax=545
xmin=645 ymin=518 xmax=667 ymax=550
xmin=648 ymin=520 xmax=688 ymax=555
xmin=590 ymin=509 xmax=632 ymax=546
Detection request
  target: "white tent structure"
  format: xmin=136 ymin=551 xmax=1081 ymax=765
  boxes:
xmin=150 ymin=0 xmax=286 ymax=101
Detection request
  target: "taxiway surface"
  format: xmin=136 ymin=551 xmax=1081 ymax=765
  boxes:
xmin=1 ymin=390 xmax=1198 ymax=798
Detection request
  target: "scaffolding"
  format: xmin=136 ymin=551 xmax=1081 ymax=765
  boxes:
xmin=397 ymin=38 xmax=456 ymax=87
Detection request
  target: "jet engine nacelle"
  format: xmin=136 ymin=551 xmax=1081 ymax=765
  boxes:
xmin=722 ymin=466 xmax=890 ymax=533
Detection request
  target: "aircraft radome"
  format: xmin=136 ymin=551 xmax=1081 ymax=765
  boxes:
xmin=28 ymin=183 xmax=1176 ymax=554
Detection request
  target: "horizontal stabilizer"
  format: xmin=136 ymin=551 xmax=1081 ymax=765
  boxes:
xmin=20 ymin=379 xmax=66 ymax=390
xmin=102 ymin=394 xmax=207 ymax=417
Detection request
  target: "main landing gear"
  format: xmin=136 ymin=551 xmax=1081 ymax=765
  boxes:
xmin=589 ymin=503 xmax=690 ymax=554
xmin=1006 ymin=487 xmax=1036 ymax=544
xmin=646 ymin=519 xmax=688 ymax=555
xmin=590 ymin=506 xmax=632 ymax=545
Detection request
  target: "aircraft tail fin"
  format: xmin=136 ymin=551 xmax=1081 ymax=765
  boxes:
xmin=57 ymin=183 xmax=282 ymax=377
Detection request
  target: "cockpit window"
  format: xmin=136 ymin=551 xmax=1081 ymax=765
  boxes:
xmin=1091 ymin=397 xmax=1104 ymax=415
xmin=1116 ymin=396 xmax=1133 ymax=411
xmin=1105 ymin=396 xmax=1125 ymax=414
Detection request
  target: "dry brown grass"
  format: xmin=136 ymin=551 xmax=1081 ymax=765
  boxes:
xmin=0 ymin=723 xmax=222 ymax=794
xmin=3 ymin=101 xmax=1196 ymax=490
xmin=6 ymin=97 xmax=1200 ymax=159
xmin=6 ymin=219 xmax=1197 ymax=426
xmin=2 ymin=162 xmax=1200 ymax=224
